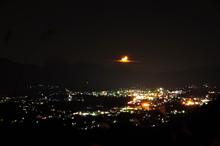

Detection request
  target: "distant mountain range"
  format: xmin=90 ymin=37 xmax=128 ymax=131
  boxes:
xmin=0 ymin=58 xmax=220 ymax=96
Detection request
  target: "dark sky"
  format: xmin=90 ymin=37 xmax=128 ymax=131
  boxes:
xmin=0 ymin=0 xmax=220 ymax=72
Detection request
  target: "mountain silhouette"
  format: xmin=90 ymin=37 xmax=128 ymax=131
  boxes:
xmin=0 ymin=58 xmax=220 ymax=96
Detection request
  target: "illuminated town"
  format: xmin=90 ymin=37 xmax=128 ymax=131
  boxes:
xmin=1 ymin=83 xmax=219 ymax=127
xmin=0 ymin=83 xmax=219 ymax=145
xmin=1 ymin=0 xmax=220 ymax=145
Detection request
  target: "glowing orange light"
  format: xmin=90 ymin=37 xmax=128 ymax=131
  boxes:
xmin=121 ymin=56 xmax=128 ymax=62
xmin=128 ymin=101 xmax=133 ymax=104
xmin=142 ymin=103 xmax=149 ymax=107
xmin=187 ymin=101 xmax=194 ymax=105
xmin=114 ymin=55 xmax=138 ymax=62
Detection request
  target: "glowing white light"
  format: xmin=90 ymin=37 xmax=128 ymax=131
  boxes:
xmin=201 ymin=99 xmax=209 ymax=102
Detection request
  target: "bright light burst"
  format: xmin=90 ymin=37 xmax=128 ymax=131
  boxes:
xmin=112 ymin=55 xmax=139 ymax=62
xmin=142 ymin=103 xmax=149 ymax=107
xmin=121 ymin=56 xmax=128 ymax=62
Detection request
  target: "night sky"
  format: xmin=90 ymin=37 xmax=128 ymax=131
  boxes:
xmin=0 ymin=0 xmax=220 ymax=73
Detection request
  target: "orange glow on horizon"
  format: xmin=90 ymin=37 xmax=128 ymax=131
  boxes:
xmin=113 ymin=55 xmax=138 ymax=62
xmin=121 ymin=56 xmax=128 ymax=62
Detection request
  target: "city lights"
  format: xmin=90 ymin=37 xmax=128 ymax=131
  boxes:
xmin=1 ymin=0 xmax=220 ymax=143
xmin=1 ymin=82 xmax=217 ymax=140
xmin=187 ymin=101 xmax=194 ymax=105
xmin=142 ymin=103 xmax=149 ymax=107
xmin=201 ymin=99 xmax=209 ymax=102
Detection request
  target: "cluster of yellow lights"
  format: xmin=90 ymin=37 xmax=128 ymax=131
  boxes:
xmin=183 ymin=99 xmax=210 ymax=106
xmin=187 ymin=101 xmax=194 ymax=105
xmin=201 ymin=99 xmax=209 ymax=102
xmin=142 ymin=103 xmax=149 ymax=107
xmin=135 ymin=96 xmax=143 ymax=99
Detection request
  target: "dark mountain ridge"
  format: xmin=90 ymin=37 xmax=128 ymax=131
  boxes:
xmin=0 ymin=58 xmax=220 ymax=96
